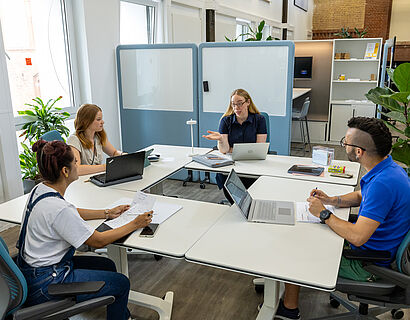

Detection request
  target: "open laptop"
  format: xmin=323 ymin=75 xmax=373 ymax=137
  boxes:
xmin=231 ymin=143 xmax=269 ymax=161
xmin=224 ymin=169 xmax=295 ymax=225
xmin=90 ymin=151 xmax=145 ymax=187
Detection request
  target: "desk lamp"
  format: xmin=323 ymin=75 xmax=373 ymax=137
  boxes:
xmin=186 ymin=119 xmax=198 ymax=156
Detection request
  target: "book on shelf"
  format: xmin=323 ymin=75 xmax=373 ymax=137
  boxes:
xmin=192 ymin=153 xmax=234 ymax=168
xmin=364 ymin=43 xmax=379 ymax=59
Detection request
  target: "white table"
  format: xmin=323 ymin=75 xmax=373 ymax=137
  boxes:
xmin=107 ymin=144 xmax=212 ymax=193
xmin=185 ymin=151 xmax=361 ymax=186
xmin=293 ymin=88 xmax=311 ymax=100
xmin=186 ymin=176 xmax=354 ymax=319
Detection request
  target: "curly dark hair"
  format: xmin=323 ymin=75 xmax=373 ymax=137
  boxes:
xmin=347 ymin=117 xmax=392 ymax=157
xmin=32 ymin=140 xmax=74 ymax=183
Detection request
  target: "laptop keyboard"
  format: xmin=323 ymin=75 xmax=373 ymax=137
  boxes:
xmin=253 ymin=200 xmax=277 ymax=221
xmin=92 ymin=173 xmax=106 ymax=183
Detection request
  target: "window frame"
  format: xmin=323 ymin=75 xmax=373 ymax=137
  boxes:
xmin=120 ymin=0 xmax=159 ymax=45
xmin=236 ymin=18 xmax=251 ymax=42
xmin=9 ymin=0 xmax=80 ymax=129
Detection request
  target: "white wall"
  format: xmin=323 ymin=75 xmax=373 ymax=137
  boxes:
xmin=0 ymin=21 xmax=24 ymax=201
xmin=287 ymin=0 xmax=313 ymax=40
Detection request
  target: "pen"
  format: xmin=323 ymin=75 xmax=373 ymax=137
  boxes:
xmin=312 ymin=187 xmax=318 ymax=196
xmin=84 ymin=179 xmax=90 ymax=183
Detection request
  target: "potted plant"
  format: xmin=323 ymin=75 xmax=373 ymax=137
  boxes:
xmin=18 ymin=96 xmax=71 ymax=193
xmin=225 ymin=20 xmax=278 ymax=42
xmin=365 ymin=63 xmax=410 ymax=175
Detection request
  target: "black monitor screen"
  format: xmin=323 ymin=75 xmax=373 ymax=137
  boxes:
xmin=294 ymin=57 xmax=312 ymax=79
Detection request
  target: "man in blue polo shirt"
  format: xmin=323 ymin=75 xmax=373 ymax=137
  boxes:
xmin=274 ymin=117 xmax=410 ymax=320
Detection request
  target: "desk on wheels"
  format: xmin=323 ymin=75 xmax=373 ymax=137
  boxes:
xmin=185 ymin=151 xmax=361 ymax=186
xmin=186 ymin=176 xmax=354 ymax=320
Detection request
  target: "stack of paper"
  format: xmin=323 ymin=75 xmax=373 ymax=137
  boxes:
xmin=296 ymin=202 xmax=335 ymax=223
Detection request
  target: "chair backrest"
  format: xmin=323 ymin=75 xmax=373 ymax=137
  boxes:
xmin=260 ymin=112 xmax=270 ymax=143
xmin=396 ymin=229 xmax=410 ymax=275
xmin=0 ymin=236 xmax=27 ymax=317
xmin=40 ymin=130 xmax=63 ymax=142
xmin=299 ymin=98 xmax=310 ymax=118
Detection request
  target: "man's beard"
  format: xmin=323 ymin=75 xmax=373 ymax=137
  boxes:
xmin=347 ymin=149 xmax=357 ymax=162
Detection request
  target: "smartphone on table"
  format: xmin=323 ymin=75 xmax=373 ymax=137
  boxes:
xmin=139 ymin=223 xmax=159 ymax=238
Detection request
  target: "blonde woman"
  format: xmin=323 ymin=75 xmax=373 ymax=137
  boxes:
xmin=67 ymin=104 xmax=124 ymax=176
xmin=203 ymin=89 xmax=267 ymax=202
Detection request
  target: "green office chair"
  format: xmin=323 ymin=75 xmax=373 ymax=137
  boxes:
xmin=0 ymin=236 xmax=115 ymax=320
xmin=314 ymin=230 xmax=410 ymax=320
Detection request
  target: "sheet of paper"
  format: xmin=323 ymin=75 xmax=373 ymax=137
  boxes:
xmin=105 ymin=212 xmax=135 ymax=229
xmin=127 ymin=191 xmax=155 ymax=215
xmin=151 ymin=201 xmax=182 ymax=224
xmin=296 ymin=202 xmax=335 ymax=223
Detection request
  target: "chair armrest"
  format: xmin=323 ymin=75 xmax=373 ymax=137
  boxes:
xmin=343 ymin=249 xmax=391 ymax=262
xmin=364 ymin=264 xmax=410 ymax=290
xmin=14 ymin=298 xmax=74 ymax=320
xmin=48 ymin=281 xmax=105 ymax=297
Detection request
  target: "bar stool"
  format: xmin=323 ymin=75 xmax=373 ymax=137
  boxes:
xmin=292 ymin=98 xmax=311 ymax=152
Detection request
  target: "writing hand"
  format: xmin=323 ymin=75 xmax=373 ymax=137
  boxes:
xmin=307 ymin=196 xmax=326 ymax=217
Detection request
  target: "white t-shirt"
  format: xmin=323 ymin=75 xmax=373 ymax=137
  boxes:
xmin=67 ymin=134 xmax=104 ymax=165
xmin=21 ymin=183 xmax=94 ymax=267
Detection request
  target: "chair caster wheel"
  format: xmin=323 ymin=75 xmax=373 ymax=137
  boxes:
xmin=154 ymin=255 xmax=162 ymax=261
xmin=329 ymin=297 xmax=340 ymax=308
xmin=391 ymin=309 xmax=404 ymax=319
xmin=182 ymin=181 xmax=187 ymax=187
xmin=254 ymin=284 xmax=264 ymax=294
xmin=200 ymin=184 xmax=205 ymax=189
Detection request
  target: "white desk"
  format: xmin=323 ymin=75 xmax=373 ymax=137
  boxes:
xmin=186 ymin=176 xmax=354 ymax=319
xmin=185 ymin=151 xmax=361 ymax=186
xmin=107 ymin=144 xmax=212 ymax=193
xmin=293 ymin=88 xmax=311 ymax=100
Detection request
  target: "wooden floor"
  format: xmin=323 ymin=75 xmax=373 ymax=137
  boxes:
xmin=1 ymin=143 xmax=407 ymax=319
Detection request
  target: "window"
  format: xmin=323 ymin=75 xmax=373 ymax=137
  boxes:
xmin=120 ymin=0 xmax=158 ymax=45
xmin=0 ymin=0 xmax=75 ymax=117
xmin=236 ymin=19 xmax=250 ymax=41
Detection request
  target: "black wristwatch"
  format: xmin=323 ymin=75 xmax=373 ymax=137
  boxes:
xmin=320 ymin=209 xmax=332 ymax=224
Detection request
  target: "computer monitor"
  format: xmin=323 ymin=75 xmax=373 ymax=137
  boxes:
xmin=294 ymin=57 xmax=313 ymax=80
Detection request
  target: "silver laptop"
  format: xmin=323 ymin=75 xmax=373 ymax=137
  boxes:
xmin=224 ymin=169 xmax=295 ymax=225
xmin=231 ymin=143 xmax=269 ymax=161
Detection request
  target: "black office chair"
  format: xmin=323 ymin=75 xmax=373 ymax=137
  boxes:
xmin=0 ymin=236 xmax=115 ymax=320
xmin=314 ymin=230 xmax=410 ymax=320
xmin=292 ymin=98 xmax=311 ymax=152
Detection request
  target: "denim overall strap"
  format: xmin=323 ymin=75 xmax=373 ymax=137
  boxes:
xmin=16 ymin=187 xmax=65 ymax=263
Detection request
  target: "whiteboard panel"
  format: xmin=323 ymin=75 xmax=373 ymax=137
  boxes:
xmin=120 ymin=48 xmax=193 ymax=111
xmin=202 ymin=46 xmax=289 ymax=116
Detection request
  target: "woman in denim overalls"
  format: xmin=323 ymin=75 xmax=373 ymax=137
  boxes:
xmin=17 ymin=140 xmax=152 ymax=320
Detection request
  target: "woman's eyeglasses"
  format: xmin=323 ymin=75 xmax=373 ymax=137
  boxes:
xmin=231 ymin=100 xmax=247 ymax=108
xmin=340 ymin=137 xmax=366 ymax=151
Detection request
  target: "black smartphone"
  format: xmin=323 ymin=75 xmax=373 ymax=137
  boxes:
xmin=139 ymin=223 xmax=159 ymax=238
xmin=288 ymin=165 xmax=324 ymax=176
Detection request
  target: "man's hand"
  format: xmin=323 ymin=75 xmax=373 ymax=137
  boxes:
xmin=307 ymin=196 xmax=326 ymax=217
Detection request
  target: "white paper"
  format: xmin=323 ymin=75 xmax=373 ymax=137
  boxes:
xmin=105 ymin=212 xmax=135 ymax=229
xmin=296 ymin=202 xmax=335 ymax=223
xmin=151 ymin=202 xmax=182 ymax=224
xmin=127 ymin=191 xmax=155 ymax=215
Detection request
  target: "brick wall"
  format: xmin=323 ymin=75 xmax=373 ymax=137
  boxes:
xmin=363 ymin=0 xmax=393 ymax=40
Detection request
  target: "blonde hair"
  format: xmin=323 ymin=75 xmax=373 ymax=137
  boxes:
xmin=74 ymin=104 xmax=107 ymax=149
xmin=222 ymin=89 xmax=260 ymax=118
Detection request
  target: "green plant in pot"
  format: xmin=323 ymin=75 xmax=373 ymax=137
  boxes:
xmin=18 ymin=96 xmax=71 ymax=193
xmin=365 ymin=63 xmax=410 ymax=175
xmin=225 ymin=20 xmax=278 ymax=42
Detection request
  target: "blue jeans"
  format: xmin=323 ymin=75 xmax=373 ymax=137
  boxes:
xmin=22 ymin=255 xmax=130 ymax=320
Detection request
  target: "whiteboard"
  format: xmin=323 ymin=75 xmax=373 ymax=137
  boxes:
xmin=202 ymin=45 xmax=289 ymax=116
xmin=119 ymin=48 xmax=193 ymax=111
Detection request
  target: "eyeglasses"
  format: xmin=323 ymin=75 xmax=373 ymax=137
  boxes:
xmin=340 ymin=137 xmax=366 ymax=151
xmin=231 ymin=100 xmax=247 ymax=108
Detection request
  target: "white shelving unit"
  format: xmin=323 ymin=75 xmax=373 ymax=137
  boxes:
xmin=328 ymin=38 xmax=382 ymax=141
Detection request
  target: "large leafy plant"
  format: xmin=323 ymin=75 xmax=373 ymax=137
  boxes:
xmin=334 ymin=27 xmax=368 ymax=38
xmin=18 ymin=96 xmax=70 ymax=142
xmin=365 ymin=63 xmax=410 ymax=170
xmin=18 ymin=96 xmax=70 ymax=181
xmin=225 ymin=20 xmax=278 ymax=42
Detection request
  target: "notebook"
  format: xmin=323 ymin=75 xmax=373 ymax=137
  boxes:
xmin=90 ymin=151 xmax=145 ymax=187
xmin=192 ymin=154 xmax=234 ymax=168
xmin=231 ymin=143 xmax=269 ymax=161
xmin=224 ymin=169 xmax=295 ymax=225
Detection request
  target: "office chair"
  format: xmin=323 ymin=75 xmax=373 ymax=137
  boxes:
xmin=292 ymin=98 xmax=311 ymax=152
xmin=39 ymin=130 xmax=64 ymax=142
xmin=313 ymin=229 xmax=410 ymax=320
xmin=0 ymin=236 xmax=115 ymax=320
xmin=260 ymin=112 xmax=277 ymax=155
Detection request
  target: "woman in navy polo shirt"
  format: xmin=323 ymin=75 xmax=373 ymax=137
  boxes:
xmin=203 ymin=88 xmax=267 ymax=202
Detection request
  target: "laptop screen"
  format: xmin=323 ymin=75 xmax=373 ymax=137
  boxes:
xmin=105 ymin=151 xmax=145 ymax=182
xmin=224 ymin=169 xmax=252 ymax=219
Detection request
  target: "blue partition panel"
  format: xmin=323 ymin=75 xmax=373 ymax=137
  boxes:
xmin=198 ymin=41 xmax=295 ymax=155
xmin=116 ymin=44 xmax=199 ymax=152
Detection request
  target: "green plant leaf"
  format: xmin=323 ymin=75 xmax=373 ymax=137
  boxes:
xmin=379 ymin=111 xmax=407 ymax=124
xmin=256 ymin=32 xmax=262 ymax=41
xmin=383 ymin=120 xmax=404 ymax=135
xmin=405 ymin=126 xmax=410 ymax=138
xmin=365 ymin=87 xmax=403 ymax=112
xmin=391 ymin=142 xmax=410 ymax=166
xmin=266 ymin=35 xmax=272 ymax=41
xmin=381 ymin=92 xmax=410 ymax=104
xmin=258 ymin=20 xmax=265 ymax=33
xmin=392 ymin=63 xmax=410 ymax=93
